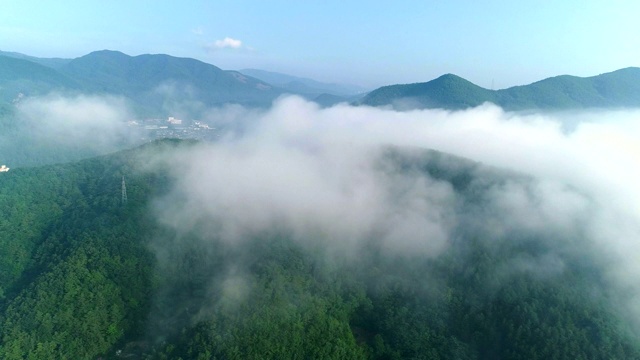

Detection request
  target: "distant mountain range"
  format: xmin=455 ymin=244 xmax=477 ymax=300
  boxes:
xmin=0 ymin=50 xmax=71 ymax=69
xmin=0 ymin=50 xmax=367 ymax=115
xmin=360 ymin=68 xmax=640 ymax=110
xmin=239 ymin=68 xmax=368 ymax=96
xmin=0 ymin=50 xmax=288 ymax=116
xmin=1 ymin=49 xmax=639 ymax=114
xmin=0 ymin=55 xmax=80 ymax=102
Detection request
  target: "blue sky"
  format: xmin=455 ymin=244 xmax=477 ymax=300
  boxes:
xmin=1 ymin=1 xmax=639 ymax=89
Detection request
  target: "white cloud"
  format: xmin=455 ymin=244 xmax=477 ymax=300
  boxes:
xmin=148 ymin=98 xmax=640 ymax=251
xmin=143 ymin=96 xmax=640 ymax=326
xmin=208 ymin=37 xmax=243 ymax=50
xmin=15 ymin=94 xmax=137 ymax=149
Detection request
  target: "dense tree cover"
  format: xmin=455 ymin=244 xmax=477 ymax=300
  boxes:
xmin=5 ymin=50 xmax=640 ymax=117
xmin=148 ymin=231 xmax=639 ymax=360
xmin=0 ymin=142 xmax=172 ymax=358
xmin=0 ymin=56 xmax=81 ymax=103
xmin=0 ymin=50 xmax=283 ymax=119
xmin=0 ymin=140 xmax=638 ymax=359
xmin=361 ymin=74 xmax=496 ymax=110
xmin=0 ymin=51 xmax=71 ymax=70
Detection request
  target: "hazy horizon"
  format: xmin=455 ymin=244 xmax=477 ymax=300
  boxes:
xmin=2 ymin=1 xmax=639 ymax=89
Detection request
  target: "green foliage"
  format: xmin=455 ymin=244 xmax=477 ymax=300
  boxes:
xmin=0 ymin=56 xmax=82 ymax=103
xmin=59 ymin=50 xmax=282 ymax=115
xmin=0 ymin=141 xmax=639 ymax=359
xmin=0 ymin=51 xmax=71 ymax=70
xmin=0 ymin=50 xmax=282 ymax=122
xmin=158 ymin=256 xmax=367 ymax=360
xmin=363 ymin=74 xmax=496 ymax=110
xmin=1 ymin=246 xmax=126 ymax=359
xmin=0 ymin=144 xmax=162 ymax=359
xmin=361 ymin=67 xmax=640 ymax=110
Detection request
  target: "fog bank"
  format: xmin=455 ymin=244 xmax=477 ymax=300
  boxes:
xmin=144 ymin=96 xmax=640 ymax=327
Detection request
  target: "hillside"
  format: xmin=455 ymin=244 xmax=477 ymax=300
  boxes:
xmin=60 ymin=50 xmax=283 ymax=114
xmin=360 ymin=68 xmax=640 ymax=110
xmin=1 ymin=51 xmax=368 ymax=112
xmin=362 ymin=74 xmax=495 ymax=110
xmin=0 ymin=50 xmax=284 ymax=117
xmin=0 ymin=50 xmax=71 ymax=70
xmin=3 ymin=49 xmax=639 ymax=113
xmin=0 ymin=55 xmax=82 ymax=102
xmin=239 ymin=68 xmax=367 ymax=96
xmin=0 ymin=140 xmax=638 ymax=359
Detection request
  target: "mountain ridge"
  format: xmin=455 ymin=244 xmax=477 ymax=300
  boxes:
xmin=361 ymin=67 xmax=640 ymax=110
xmin=1 ymin=49 xmax=639 ymax=112
xmin=0 ymin=50 xmax=71 ymax=69
xmin=0 ymin=50 xmax=285 ymax=116
xmin=0 ymin=55 xmax=83 ymax=102
xmin=59 ymin=50 xmax=281 ymax=112
xmin=239 ymin=68 xmax=368 ymax=96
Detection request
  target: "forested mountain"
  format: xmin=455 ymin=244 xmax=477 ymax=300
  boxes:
xmin=0 ymin=50 xmax=71 ymax=70
xmin=0 ymin=50 xmax=283 ymax=117
xmin=239 ymin=68 xmax=367 ymax=96
xmin=0 ymin=142 xmax=163 ymax=359
xmin=0 ymin=56 xmax=83 ymax=102
xmin=360 ymin=67 xmax=640 ymax=110
xmin=0 ymin=50 xmax=372 ymax=112
xmin=0 ymin=140 xmax=638 ymax=359
xmin=238 ymin=68 xmax=367 ymax=106
xmin=3 ymin=49 xmax=640 ymax=113
xmin=361 ymin=74 xmax=493 ymax=110
xmin=60 ymin=51 xmax=282 ymax=112
xmin=0 ymin=50 xmax=288 ymax=169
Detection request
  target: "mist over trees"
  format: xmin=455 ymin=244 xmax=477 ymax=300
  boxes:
xmin=0 ymin=131 xmax=639 ymax=358
xmin=2 ymin=51 xmax=640 ymax=359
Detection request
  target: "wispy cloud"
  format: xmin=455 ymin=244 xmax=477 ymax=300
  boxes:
xmin=191 ymin=27 xmax=204 ymax=36
xmin=206 ymin=37 xmax=243 ymax=51
xmin=15 ymin=94 xmax=136 ymax=148
xmin=143 ymin=97 xmax=640 ymax=329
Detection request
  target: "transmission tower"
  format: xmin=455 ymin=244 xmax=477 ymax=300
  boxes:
xmin=121 ymin=176 xmax=128 ymax=204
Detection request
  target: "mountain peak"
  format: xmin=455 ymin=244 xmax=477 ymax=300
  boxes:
xmin=83 ymin=49 xmax=130 ymax=59
xmin=434 ymin=73 xmax=466 ymax=81
xmin=430 ymin=73 xmax=486 ymax=89
xmin=54 ymin=50 xmax=283 ymax=114
xmin=361 ymin=68 xmax=640 ymax=111
xmin=361 ymin=73 xmax=493 ymax=109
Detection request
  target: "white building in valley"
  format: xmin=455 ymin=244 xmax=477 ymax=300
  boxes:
xmin=167 ymin=116 xmax=183 ymax=125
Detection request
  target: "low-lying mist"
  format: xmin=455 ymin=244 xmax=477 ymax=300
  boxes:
xmin=0 ymin=94 xmax=140 ymax=166
xmin=5 ymin=91 xmax=639 ymax=342
xmin=137 ymin=96 xmax=640 ymax=334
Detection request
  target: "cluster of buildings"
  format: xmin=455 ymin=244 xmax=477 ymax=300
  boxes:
xmin=127 ymin=116 xmax=217 ymax=142
xmin=0 ymin=165 xmax=9 ymax=172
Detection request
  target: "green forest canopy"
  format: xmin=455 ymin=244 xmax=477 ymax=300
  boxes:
xmin=0 ymin=140 xmax=638 ymax=359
